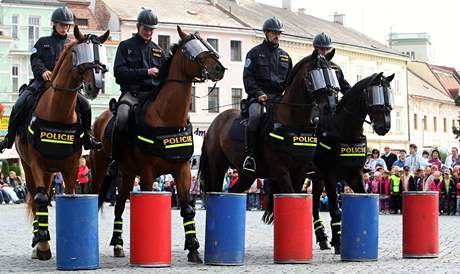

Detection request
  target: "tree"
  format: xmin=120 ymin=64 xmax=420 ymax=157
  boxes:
xmin=453 ymin=96 xmax=460 ymax=138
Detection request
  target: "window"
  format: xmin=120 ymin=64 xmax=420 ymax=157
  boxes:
xmin=158 ymin=35 xmax=170 ymax=50
xmin=433 ymin=116 xmax=437 ymax=132
xmin=394 ymin=72 xmax=401 ymax=93
xmin=74 ymin=18 xmax=89 ymax=26
xmin=231 ymin=88 xmax=242 ymax=110
xmin=356 ymin=65 xmax=363 ymax=82
xmin=395 ymin=111 xmax=401 ymax=132
xmin=208 ymin=87 xmax=219 ymax=113
xmin=443 ymin=118 xmax=447 ymax=133
xmin=410 ymin=51 xmax=415 ymax=59
xmin=413 ymin=113 xmax=418 ymax=130
xmin=230 ymin=40 xmax=242 ymax=61
xmin=423 ymin=115 xmax=427 ymax=130
xmin=12 ymin=15 xmax=18 ymax=39
xmin=207 ymin=38 xmax=218 ymax=52
xmin=28 ymin=16 xmax=40 ymax=50
xmin=12 ymin=65 xmax=19 ymax=93
xmin=190 ymin=87 xmax=196 ymax=112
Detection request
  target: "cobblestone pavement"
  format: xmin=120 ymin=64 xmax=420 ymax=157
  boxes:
xmin=1 ymin=203 xmax=459 ymax=273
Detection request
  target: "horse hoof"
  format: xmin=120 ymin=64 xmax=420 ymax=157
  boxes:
xmin=31 ymin=248 xmax=38 ymax=259
xmin=334 ymin=245 xmax=341 ymax=255
xmin=187 ymin=250 xmax=203 ymax=264
xmin=319 ymin=240 xmax=331 ymax=250
xmin=37 ymin=249 xmax=52 ymax=260
xmin=114 ymin=245 xmax=125 ymax=257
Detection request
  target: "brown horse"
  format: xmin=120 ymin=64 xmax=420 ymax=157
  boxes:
xmin=198 ymin=50 xmax=336 ymax=223
xmin=16 ymin=25 xmax=109 ymax=260
xmin=91 ymin=26 xmax=225 ymax=263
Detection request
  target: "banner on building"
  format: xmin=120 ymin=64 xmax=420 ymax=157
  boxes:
xmin=0 ymin=116 xmax=9 ymax=140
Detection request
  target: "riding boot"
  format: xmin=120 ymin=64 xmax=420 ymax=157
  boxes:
xmin=108 ymin=126 xmax=120 ymax=177
xmin=0 ymin=89 xmax=33 ymax=153
xmin=77 ymin=97 xmax=103 ymax=150
xmin=243 ymin=129 xmax=257 ymax=173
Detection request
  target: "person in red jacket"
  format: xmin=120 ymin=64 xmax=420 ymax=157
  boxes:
xmin=380 ymin=170 xmax=391 ymax=214
xmin=77 ymin=158 xmax=90 ymax=194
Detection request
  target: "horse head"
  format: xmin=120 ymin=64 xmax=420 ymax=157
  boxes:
xmin=176 ymin=26 xmax=225 ymax=82
xmin=71 ymin=25 xmax=110 ymax=99
xmin=365 ymin=72 xmax=394 ymax=135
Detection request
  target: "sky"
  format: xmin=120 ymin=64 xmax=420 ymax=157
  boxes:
xmin=258 ymin=0 xmax=459 ymax=69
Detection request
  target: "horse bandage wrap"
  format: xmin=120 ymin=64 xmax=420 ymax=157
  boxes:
xmin=28 ymin=116 xmax=83 ymax=160
xmin=110 ymin=219 xmax=124 ymax=246
xmin=318 ymin=135 xmax=367 ymax=167
xmin=32 ymin=208 xmax=50 ymax=247
xmin=136 ymin=122 xmax=194 ymax=162
xmin=268 ymin=124 xmax=317 ymax=161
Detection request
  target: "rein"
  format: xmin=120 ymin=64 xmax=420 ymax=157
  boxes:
xmin=342 ymin=106 xmax=372 ymax=125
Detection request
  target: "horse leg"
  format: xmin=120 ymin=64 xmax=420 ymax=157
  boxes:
xmin=324 ymin=170 xmax=341 ymax=254
xmin=28 ymin=164 xmax=53 ymax=260
xmin=312 ymin=175 xmax=331 ymax=250
xmin=348 ymin=168 xmax=365 ymax=193
xmin=229 ymin=173 xmax=255 ymax=193
xmin=207 ymin=149 xmax=229 ymax=192
xmin=110 ymin=172 xmax=134 ymax=258
xmin=174 ymin=163 xmax=202 ymax=263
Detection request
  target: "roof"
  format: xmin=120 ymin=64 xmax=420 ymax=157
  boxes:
xmin=216 ymin=0 xmax=404 ymax=56
xmin=429 ymin=64 xmax=460 ymax=97
xmin=1 ymin=0 xmax=64 ymax=6
xmin=101 ymin=0 xmax=248 ymax=29
xmin=408 ymin=70 xmax=453 ymax=103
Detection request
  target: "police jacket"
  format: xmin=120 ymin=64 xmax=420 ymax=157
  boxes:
xmin=243 ymin=39 xmax=292 ymax=99
xmin=31 ymin=31 xmax=69 ymax=81
xmin=114 ymin=34 xmax=166 ymax=93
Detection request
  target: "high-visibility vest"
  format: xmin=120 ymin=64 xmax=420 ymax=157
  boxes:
xmin=391 ymin=175 xmax=401 ymax=193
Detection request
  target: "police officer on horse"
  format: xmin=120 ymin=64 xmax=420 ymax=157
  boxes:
xmin=110 ymin=8 xmax=166 ymax=168
xmin=242 ymin=16 xmax=292 ymax=173
xmin=0 ymin=7 xmax=102 ymax=152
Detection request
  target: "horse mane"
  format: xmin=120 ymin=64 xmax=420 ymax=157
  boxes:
xmin=157 ymin=43 xmax=179 ymax=82
xmin=337 ymin=73 xmax=378 ymax=110
xmin=285 ymin=55 xmax=312 ymax=88
xmin=51 ymin=39 xmax=78 ymax=80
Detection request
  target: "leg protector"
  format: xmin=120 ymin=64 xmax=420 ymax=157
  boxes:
xmin=110 ymin=218 xmax=124 ymax=246
xmin=181 ymin=204 xmax=200 ymax=251
xmin=330 ymin=209 xmax=342 ymax=247
xmin=313 ymin=218 xmax=328 ymax=243
xmin=32 ymin=188 xmax=50 ymax=247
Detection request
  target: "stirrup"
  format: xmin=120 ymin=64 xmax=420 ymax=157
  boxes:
xmin=243 ymin=156 xmax=256 ymax=173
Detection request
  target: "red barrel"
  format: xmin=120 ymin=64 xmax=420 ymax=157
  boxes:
xmin=402 ymin=191 xmax=439 ymax=258
xmin=130 ymin=192 xmax=171 ymax=267
xmin=274 ymin=194 xmax=312 ymax=263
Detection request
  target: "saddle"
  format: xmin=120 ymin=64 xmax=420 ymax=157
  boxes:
xmin=315 ymin=134 xmax=367 ymax=168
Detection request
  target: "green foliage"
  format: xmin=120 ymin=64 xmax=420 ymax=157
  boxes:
xmin=1 ymin=160 xmax=9 ymax=178
xmin=455 ymin=96 xmax=460 ymax=107
xmin=9 ymin=163 xmax=21 ymax=177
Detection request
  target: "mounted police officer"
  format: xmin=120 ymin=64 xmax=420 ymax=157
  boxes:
xmin=242 ymin=16 xmax=292 ymax=173
xmin=110 ymin=8 xmax=166 ymax=168
xmin=312 ymin=32 xmax=350 ymax=93
xmin=0 ymin=6 xmax=102 ymax=152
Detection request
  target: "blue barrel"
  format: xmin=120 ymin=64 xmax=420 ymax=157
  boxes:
xmin=56 ymin=195 xmax=99 ymax=270
xmin=341 ymin=193 xmax=379 ymax=261
xmin=204 ymin=192 xmax=246 ymax=265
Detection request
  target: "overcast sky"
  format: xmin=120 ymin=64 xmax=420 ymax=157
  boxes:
xmin=258 ymin=0 xmax=459 ymax=69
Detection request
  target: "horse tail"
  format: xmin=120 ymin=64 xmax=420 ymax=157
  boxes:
xmin=198 ymin=139 xmax=209 ymax=193
xmin=262 ymin=180 xmax=275 ymax=224
xmin=98 ymin=174 xmax=112 ymax=209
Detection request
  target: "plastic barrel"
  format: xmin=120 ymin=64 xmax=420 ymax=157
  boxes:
xmin=403 ymin=191 xmax=439 ymax=258
xmin=341 ymin=193 xmax=379 ymax=261
xmin=130 ymin=192 xmax=171 ymax=267
xmin=56 ymin=195 xmax=99 ymax=270
xmin=205 ymin=192 xmax=246 ymax=265
xmin=274 ymin=194 xmax=312 ymax=263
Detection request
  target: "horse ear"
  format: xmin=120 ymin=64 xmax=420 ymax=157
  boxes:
xmin=386 ymin=73 xmax=395 ymax=83
xmin=97 ymin=30 xmax=110 ymax=44
xmin=177 ymin=25 xmax=187 ymax=39
xmin=326 ymin=48 xmax=335 ymax=61
xmin=74 ymin=25 xmax=84 ymax=42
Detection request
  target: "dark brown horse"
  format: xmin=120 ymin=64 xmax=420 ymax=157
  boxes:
xmin=91 ymin=26 xmax=225 ymax=263
xmin=198 ymin=50 xmax=337 ymax=223
xmin=16 ymin=25 xmax=109 ymax=260
xmin=311 ymin=72 xmax=394 ymax=254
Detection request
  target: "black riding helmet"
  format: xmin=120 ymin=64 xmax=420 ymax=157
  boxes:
xmin=313 ymin=32 xmax=332 ymax=48
xmin=262 ymin=16 xmax=284 ymax=32
xmin=51 ymin=7 xmax=74 ymax=25
xmin=137 ymin=8 xmax=158 ymax=29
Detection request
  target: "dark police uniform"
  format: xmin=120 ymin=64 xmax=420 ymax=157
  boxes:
xmin=31 ymin=32 xmax=68 ymax=82
xmin=329 ymin=61 xmax=351 ymax=93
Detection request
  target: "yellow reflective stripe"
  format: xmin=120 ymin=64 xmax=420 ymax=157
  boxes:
xmin=332 ymin=222 xmax=341 ymax=226
xmin=340 ymin=153 xmax=366 ymax=157
xmin=33 ymin=229 xmax=38 ymax=233
xmin=313 ymin=219 xmax=322 ymax=225
xmin=28 ymin=126 xmax=35 ymax=135
xmin=269 ymin=133 xmax=284 ymax=140
xmin=38 ymin=223 xmax=48 ymax=227
xmin=293 ymin=142 xmax=317 ymax=147
xmin=183 ymin=221 xmax=195 ymax=227
xmin=337 ymin=231 xmax=341 ymax=235
xmin=185 ymin=230 xmax=196 ymax=235
xmin=41 ymin=139 xmax=73 ymax=144
xmin=80 ymin=132 xmax=85 ymax=138
xmin=137 ymin=135 xmax=154 ymax=144
xmin=36 ymin=212 xmax=48 ymax=216
xmin=319 ymin=142 xmax=331 ymax=150
xmin=33 ymin=220 xmax=38 ymax=224
xmin=114 ymin=221 xmax=123 ymax=225
xmin=165 ymin=143 xmax=193 ymax=149
xmin=113 ymin=229 xmax=123 ymax=233
xmin=314 ymin=225 xmax=324 ymax=231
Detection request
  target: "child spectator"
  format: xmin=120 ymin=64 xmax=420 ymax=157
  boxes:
xmin=390 ymin=166 xmax=402 ymax=214
xmin=380 ymin=170 xmax=391 ymax=214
